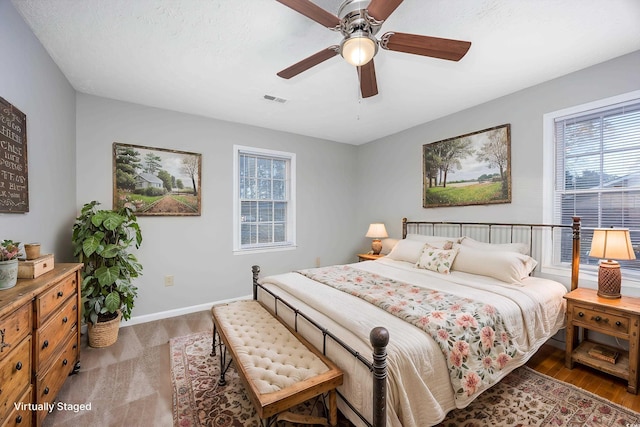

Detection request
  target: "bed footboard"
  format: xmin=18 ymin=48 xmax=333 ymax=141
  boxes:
xmin=252 ymin=265 xmax=388 ymax=427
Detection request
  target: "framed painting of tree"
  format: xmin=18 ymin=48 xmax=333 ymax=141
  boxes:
xmin=423 ymin=124 xmax=511 ymax=208
xmin=113 ymin=142 xmax=201 ymax=216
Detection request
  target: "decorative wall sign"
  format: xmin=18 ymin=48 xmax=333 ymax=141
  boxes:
xmin=423 ymin=124 xmax=511 ymax=208
xmin=0 ymin=97 xmax=28 ymax=213
xmin=113 ymin=143 xmax=202 ymax=216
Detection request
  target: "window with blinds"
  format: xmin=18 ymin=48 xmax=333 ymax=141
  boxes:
xmin=233 ymin=146 xmax=296 ymax=252
xmin=554 ymin=99 xmax=640 ymax=274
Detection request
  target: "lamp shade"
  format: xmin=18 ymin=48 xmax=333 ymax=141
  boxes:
xmin=589 ymin=228 xmax=636 ymax=261
xmin=365 ymin=223 xmax=388 ymax=239
xmin=341 ymin=32 xmax=377 ymax=66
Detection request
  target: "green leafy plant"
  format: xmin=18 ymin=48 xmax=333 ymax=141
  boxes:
xmin=72 ymin=201 xmax=142 ymax=325
xmin=0 ymin=240 xmax=22 ymax=261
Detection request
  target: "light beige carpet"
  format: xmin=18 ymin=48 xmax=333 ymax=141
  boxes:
xmin=172 ymin=331 xmax=640 ymax=427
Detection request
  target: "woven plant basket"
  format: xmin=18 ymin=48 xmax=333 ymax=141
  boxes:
xmin=88 ymin=310 xmax=122 ymax=348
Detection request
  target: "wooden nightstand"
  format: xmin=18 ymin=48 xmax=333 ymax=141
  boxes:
xmin=564 ymin=288 xmax=640 ymax=394
xmin=357 ymin=253 xmax=384 ymax=262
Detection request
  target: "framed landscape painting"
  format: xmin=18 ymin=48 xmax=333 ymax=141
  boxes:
xmin=113 ymin=143 xmax=201 ymax=216
xmin=423 ymin=124 xmax=511 ymax=208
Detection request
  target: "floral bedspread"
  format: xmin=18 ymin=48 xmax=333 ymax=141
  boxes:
xmin=296 ymin=265 xmax=518 ymax=401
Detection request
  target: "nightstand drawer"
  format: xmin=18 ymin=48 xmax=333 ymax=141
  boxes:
xmin=571 ymin=305 xmax=630 ymax=335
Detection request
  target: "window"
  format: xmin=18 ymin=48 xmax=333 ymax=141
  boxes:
xmin=550 ymin=95 xmax=640 ymax=276
xmin=233 ymin=146 xmax=296 ymax=253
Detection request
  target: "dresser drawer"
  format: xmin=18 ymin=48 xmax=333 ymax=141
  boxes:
xmin=34 ymin=297 xmax=78 ymax=370
xmin=0 ymin=337 xmax=31 ymax=422
xmin=0 ymin=303 xmax=31 ymax=363
xmin=35 ymin=330 xmax=78 ymax=424
xmin=35 ymin=274 xmax=77 ymax=326
xmin=1 ymin=386 xmax=32 ymax=427
xmin=571 ymin=304 xmax=630 ymax=336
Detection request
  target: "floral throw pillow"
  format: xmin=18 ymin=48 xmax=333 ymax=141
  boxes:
xmin=416 ymin=244 xmax=459 ymax=274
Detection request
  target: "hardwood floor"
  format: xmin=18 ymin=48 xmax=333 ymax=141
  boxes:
xmin=41 ymin=310 xmax=640 ymax=426
xmin=526 ymin=343 xmax=640 ymax=413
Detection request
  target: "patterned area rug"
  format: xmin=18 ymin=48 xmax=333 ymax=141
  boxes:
xmin=171 ymin=331 xmax=640 ymax=427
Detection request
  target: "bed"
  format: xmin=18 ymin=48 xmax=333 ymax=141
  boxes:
xmin=253 ymin=218 xmax=581 ymax=427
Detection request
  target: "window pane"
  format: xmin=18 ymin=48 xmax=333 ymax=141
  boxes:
xmin=274 ymin=223 xmax=285 ymax=242
xmin=257 ymin=158 xmax=271 ymax=178
xmin=273 ymin=180 xmax=285 ymax=200
xmin=274 ymin=202 xmax=286 ymax=221
xmin=564 ymin=119 xmax=601 ymax=155
xmin=273 ymin=160 xmax=286 ymax=179
xmin=241 ymin=201 xmax=256 ymax=223
xmin=241 ymin=223 xmax=255 ymax=245
xmin=258 ymin=224 xmax=272 ymax=243
xmin=258 ymin=201 xmax=273 ymax=222
xmin=258 ymin=179 xmax=271 ymax=199
xmin=603 ymin=150 xmax=640 ymax=184
xmin=565 ymin=155 xmax=600 ymax=190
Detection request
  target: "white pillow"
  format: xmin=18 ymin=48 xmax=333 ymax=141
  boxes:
xmin=451 ymin=244 xmax=538 ymax=284
xmin=416 ymin=245 xmax=459 ymax=274
xmin=386 ymin=239 xmax=426 ymax=264
xmin=460 ymin=236 xmax=530 ymax=255
xmin=405 ymin=234 xmax=460 ymax=249
xmin=380 ymin=238 xmax=399 ymax=255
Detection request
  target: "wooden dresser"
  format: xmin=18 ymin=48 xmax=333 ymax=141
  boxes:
xmin=0 ymin=263 xmax=82 ymax=427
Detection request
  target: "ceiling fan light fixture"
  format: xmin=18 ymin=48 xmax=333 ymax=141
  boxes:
xmin=340 ymin=32 xmax=377 ymax=67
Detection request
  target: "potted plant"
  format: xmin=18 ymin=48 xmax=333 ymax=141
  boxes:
xmin=72 ymin=201 xmax=143 ymax=347
xmin=0 ymin=240 xmax=22 ymax=290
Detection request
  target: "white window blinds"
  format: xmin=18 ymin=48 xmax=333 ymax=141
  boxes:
xmin=554 ymin=99 xmax=640 ymax=273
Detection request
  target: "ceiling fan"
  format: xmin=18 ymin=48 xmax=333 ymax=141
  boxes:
xmin=276 ymin=0 xmax=472 ymax=98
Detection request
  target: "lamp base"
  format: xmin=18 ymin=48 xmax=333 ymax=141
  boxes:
xmin=597 ymin=260 xmax=621 ymax=299
xmin=371 ymin=239 xmax=382 ymax=255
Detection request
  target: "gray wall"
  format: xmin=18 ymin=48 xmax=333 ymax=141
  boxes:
xmin=75 ymin=94 xmax=359 ymax=319
xmin=356 ymin=51 xmax=640 ymax=241
xmin=0 ymin=0 xmax=77 ymax=261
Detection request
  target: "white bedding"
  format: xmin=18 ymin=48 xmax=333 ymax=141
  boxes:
xmin=258 ymin=257 xmax=567 ymax=427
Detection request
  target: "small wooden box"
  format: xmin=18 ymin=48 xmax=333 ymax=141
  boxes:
xmin=18 ymin=254 xmax=54 ymax=279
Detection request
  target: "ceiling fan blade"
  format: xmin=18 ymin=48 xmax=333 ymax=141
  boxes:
xmin=367 ymin=0 xmax=404 ymax=21
xmin=276 ymin=0 xmax=340 ymax=28
xmin=358 ymin=60 xmax=378 ymax=98
xmin=380 ymin=32 xmax=471 ymax=61
xmin=277 ymin=46 xmax=339 ymax=79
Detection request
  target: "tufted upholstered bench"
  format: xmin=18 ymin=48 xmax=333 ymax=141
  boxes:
xmin=211 ymin=300 xmax=344 ymax=426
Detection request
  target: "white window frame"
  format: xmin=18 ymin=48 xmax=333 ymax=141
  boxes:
xmin=542 ymin=89 xmax=640 ymax=283
xmin=233 ymin=145 xmax=296 ymax=254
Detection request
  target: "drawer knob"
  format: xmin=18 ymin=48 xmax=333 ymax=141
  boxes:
xmin=616 ymin=321 xmax=622 ymax=326
xmin=43 ymin=340 xmax=49 ymax=349
xmin=578 ymin=312 xmax=584 ymax=317
xmin=63 ymin=358 xmax=68 ymax=366
xmin=15 ymin=361 xmax=22 ymax=371
xmin=594 ymin=316 xmax=601 ymax=322
xmin=57 ymin=291 xmax=64 ymax=297
xmin=16 ymin=415 xmax=22 ymax=424
xmin=44 ymin=387 xmax=49 ymax=395
xmin=63 ymin=316 xmax=68 ymax=323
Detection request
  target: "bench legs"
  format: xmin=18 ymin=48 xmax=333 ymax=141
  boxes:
xmin=213 ymin=328 xmax=233 ymax=386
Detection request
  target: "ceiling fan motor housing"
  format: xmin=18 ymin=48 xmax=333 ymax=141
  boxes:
xmin=338 ymin=0 xmax=382 ymax=63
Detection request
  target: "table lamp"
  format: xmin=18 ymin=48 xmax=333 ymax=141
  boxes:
xmin=366 ymin=223 xmax=388 ymax=255
xmin=589 ymin=228 xmax=636 ymax=299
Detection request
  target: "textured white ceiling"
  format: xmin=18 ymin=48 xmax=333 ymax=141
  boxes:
xmin=10 ymin=0 xmax=640 ymax=145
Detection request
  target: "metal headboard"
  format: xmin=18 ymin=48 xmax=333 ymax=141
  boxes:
xmin=401 ymin=217 xmax=581 ymax=291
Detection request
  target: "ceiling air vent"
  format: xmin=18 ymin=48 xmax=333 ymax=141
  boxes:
xmin=263 ymin=94 xmax=287 ymax=103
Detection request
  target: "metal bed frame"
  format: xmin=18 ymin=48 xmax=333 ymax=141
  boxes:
xmin=251 ymin=217 xmax=581 ymax=427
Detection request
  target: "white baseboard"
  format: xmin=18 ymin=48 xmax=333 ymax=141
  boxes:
xmin=80 ymin=295 xmax=252 ymax=336
xmin=121 ymin=294 xmax=252 ymax=327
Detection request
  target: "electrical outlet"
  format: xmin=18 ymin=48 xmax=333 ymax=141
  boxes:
xmin=164 ymin=275 xmax=174 ymax=287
